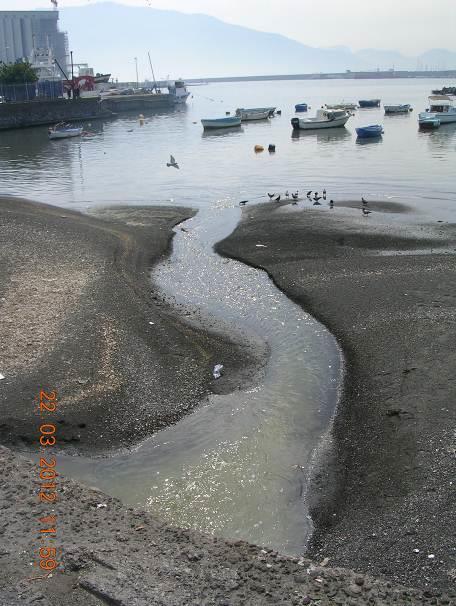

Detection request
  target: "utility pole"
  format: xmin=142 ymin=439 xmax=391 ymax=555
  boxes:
xmin=70 ymin=50 xmax=75 ymax=98
xmin=134 ymin=57 xmax=139 ymax=89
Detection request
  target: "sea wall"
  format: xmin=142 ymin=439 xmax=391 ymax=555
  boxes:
xmin=0 ymin=94 xmax=174 ymax=130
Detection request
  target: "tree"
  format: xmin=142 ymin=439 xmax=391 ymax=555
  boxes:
xmin=0 ymin=60 xmax=38 ymax=84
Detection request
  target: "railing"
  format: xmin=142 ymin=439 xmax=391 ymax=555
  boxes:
xmin=0 ymin=80 xmax=64 ymax=102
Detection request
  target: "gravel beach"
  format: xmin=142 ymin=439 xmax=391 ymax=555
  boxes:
xmin=216 ymin=199 xmax=456 ymax=595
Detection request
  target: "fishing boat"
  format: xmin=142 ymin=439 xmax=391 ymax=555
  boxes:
xmin=419 ymin=95 xmax=456 ymax=124
xmin=291 ymin=109 xmax=350 ymax=130
xmin=235 ymin=107 xmax=276 ymax=117
xmin=240 ymin=109 xmax=270 ymax=121
xmin=326 ymin=102 xmax=357 ymax=110
xmin=201 ymin=117 xmax=241 ymax=130
xmin=359 ymin=99 xmax=381 ymax=108
xmin=168 ymin=79 xmax=190 ymax=104
xmin=384 ymin=104 xmax=412 ymax=114
xmin=356 ymin=124 xmax=384 ymax=138
xmin=295 ymin=103 xmax=308 ymax=112
xmin=48 ymin=123 xmax=83 ymax=140
xmin=418 ymin=116 xmax=441 ymax=130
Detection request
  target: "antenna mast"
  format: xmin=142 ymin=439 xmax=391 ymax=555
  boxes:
xmin=148 ymin=51 xmax=159 ymax=92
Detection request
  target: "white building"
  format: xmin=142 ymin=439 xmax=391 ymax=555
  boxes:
xmin=0 ymin=10 xmax=68 ymax=72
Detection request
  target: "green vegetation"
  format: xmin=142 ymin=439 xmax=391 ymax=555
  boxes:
xmin=0 ymin=60 xmax=38 ymax=84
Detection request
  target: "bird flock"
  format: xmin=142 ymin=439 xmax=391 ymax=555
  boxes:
xmin=244 ymin=190 xmax=373 ymax=216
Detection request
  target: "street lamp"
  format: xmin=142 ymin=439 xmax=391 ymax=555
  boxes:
xmin=134 ymin=57 xmax=139 ymax=89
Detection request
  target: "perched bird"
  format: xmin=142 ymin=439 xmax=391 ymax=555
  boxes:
xmin=362 ymin=196 xmax=368 ymax=205
xmin=268 ymin=193 xmax=275 ymax=199
xmin=314 ymin=195 xmax=322 ymax=202
xmin=239 ymin=200 xmax=248 ymax=206
xmin=313 ymin=191 xmax=319 ymax=199
xmin=329 ymin=200 xmax=334 ymax=209
xmin=180 ymin=227 xmax=188 ymax=232
xmin=275 ymin=195 xmax=281 ymax=202
xmin=313 ymin=200 xmax=322 ymax=206
xmin=306 ymin=190 xmax=312 ymax=198
xmin=167 ymin=154 xmax=179 ymax=169
xmin=285 ymin=190 xmax=290 ymax=198
xmin=362 ymin=208 xmax=371 ymax=216
xmin=292 ymin=192 xmax=299 ymax=200
xmin=323 ymin=189 xmax=327 ymax=199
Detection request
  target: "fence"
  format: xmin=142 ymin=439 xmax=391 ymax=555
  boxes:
xmin=0 ymin=80 xmax=64 ymax=102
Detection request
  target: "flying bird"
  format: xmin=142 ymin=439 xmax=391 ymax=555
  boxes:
xmin=362 ymin=208 xmax=371 ymax=216
xmin=275 ymin=195 xmax=281 ymax=202
xmin=167 ymin=154 xmax=179 ymax=169
xmin=268 ymin=193 xmax=275 ymax=199
xmin=239 ymin=200 xmax=248 ymax=206
xmin=306 ymin=190 xmax=312 ymax=197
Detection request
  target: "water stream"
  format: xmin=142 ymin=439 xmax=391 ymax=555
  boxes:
xmin=57 ymin=200 xmax=341 ymax=554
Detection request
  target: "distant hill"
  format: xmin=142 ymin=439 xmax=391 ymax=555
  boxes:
xmin=58 ymin=2 xmax=456 ymax=80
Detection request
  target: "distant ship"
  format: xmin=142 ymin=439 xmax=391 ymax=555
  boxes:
xmin=94 ymin=73 xmax=112 ymax=84
xmin=167 ymin=79 xmax=190 ymax=104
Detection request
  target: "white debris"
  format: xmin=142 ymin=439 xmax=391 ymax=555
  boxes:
xmin=0 ymin=374 xmax=4 ymax=380
xmin=255 ymin=244 xmax=267 ymax=247
xmin=149 ymin=322 xmax=154 ymax=325
xmin=428 ymin=554 xmax=435 ymax=559
xmin=213 ymin=364 xmax=224 ymax=379
xmin=96 ymin=503 xmax=107 ymax=509
xmin=413 ymin=548 xmax=420 ymax=553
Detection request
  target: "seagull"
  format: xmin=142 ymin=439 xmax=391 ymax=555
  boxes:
xmin=329 ymin=200 xmax=334 ymax=209
xmin=275 ymin=195 xmax=281 ymax=202
xmin=268 ymin=193 xmax=275 ymax=199
xmin=362 ymin=197 xmax=368 ymax=205
xmin=167 ymin=154 xmax=179 ymax=169
xmin=239 ymin=200 xmax=248 ymax=206
xmin=313 ymin=191 xmax=319 ymax=199
xmin=314 ymin=195 xmax=322 ymax=202
xmin=291 ymin=192 xmax=299 ymax=200
xmin=306 ymin=190 xmax=312 ymax=198
xmin=285 ymin=190 xmax=290 ymax=198
xmin=323 ymin=189 xmax=327 ymax=199
xmin=362 ymin=207 xmax=371 ymax=216
xmin=313 ymin=200 xmax=322 ymax=206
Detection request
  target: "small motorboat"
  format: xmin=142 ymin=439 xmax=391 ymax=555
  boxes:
xmin=235 ymin=107 xmax=276 ymax=117
xmin=295 ymin=103 xmax=308 ymax=112
xmin=240 ymin=109 xmax=270 ymax=121
xmin=418 ymin=116 xmax=441 ymax=130
xmin=359 ymin=99 xmax=381 ymax=108
xmin=48 ymin=123 xmax=83 ymax=140
xmin=384 ymin=104 xmax=412 ymax=114
xmin=291 ymin=108 xmax=350 ymax=130
xmin=356 ymin=124 xmax=384 ymax=138
xmin=201 ymin=117 xmax=241 ymax=130
xmin=326 ymin=102 xmax=357 ymax=110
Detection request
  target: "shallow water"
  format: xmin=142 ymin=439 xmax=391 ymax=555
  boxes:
xmin=3 ymin=78 xmax=456 ymax=552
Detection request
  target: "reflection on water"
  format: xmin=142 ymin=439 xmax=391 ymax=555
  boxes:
xmin=201 ymin=126 xmax=244 ymax=138
xmin=291 ymin=127 xmax=351 ymax=143
xmin=356 ymin=136 xmax=384 ymax=145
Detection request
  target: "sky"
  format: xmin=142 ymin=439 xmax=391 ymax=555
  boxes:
xmin=0 ymin=0 xmax=455 ymax=55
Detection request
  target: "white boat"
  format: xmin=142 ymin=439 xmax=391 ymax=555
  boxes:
xmin=168 ymin=79 xmax=190 ymax=104
xmin=419 ymin=95 xmax=456 ymax=124
xmin=201 ymin=117 xmax=241 ymax=130
xmin=240 ymin=109 xmax=270 ymax=121
xmin=48 ymin=124 xmax=83 ymax=140
xmin=235 ymin=107 xmax=276 ymax=117
xmin=291 ymin=109 xmax=350 ymax=130
xmin=326 ymin=102 xmax=357 ymax=110
xmin=384 ymin=104 xmax=412 ymax=114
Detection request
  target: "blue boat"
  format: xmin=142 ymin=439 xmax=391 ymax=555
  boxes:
xmin=295 ymin=103 xmax=308 ymax=112
xmin=359 ymin=99 xmax=381 ymax=108
xmin=356 ymin=124 xmax=384 ymax=138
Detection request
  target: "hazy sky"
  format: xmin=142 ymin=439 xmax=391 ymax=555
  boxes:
xmin=1 ymin=0 xmax=455 ymax=55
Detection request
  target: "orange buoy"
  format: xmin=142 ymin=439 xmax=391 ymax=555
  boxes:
xmin=254 ymin=145 xmax=264 ymax=153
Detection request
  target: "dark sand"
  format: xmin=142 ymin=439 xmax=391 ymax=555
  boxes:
xmin=0 ymin=197 xmax=264 ymax=455
xmin=216 ymin=200 xmax=456 ymax=595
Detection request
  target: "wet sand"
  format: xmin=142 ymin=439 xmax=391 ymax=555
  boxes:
xmin=216 ymin=199 xmax=456 ymax=594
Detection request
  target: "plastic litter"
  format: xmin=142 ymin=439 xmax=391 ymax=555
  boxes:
xmin=213 ymin=364 xmax=224 ymax=379
xmin=0 ymin=374 xmax=4 ymax=380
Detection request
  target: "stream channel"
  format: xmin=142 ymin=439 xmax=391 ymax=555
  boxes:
xmin=57 ymin=199 xmax=342 ymax=555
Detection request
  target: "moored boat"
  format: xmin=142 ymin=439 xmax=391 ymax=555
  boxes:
xmin=418 ymin=116 xmax=441 ymax=130
xmin=235 ymin=107 xmax=276 ymax=117
xmin=168 ymin=79 xmax=190 ymax=104
xmin=201 ymin=117 xmax=241 ymax=130
xmin=419 ymin=95 xmax=456 ymax=125
xmin=359 ymin=99 xmax=381 ymax=108
xmin=291 ymin=108 xmax=350 ymax=130
xmin=240 ymin=109 xmax=270 ymax=121
xmin=48 ymin=123 xmax=83 ymax=140
xmin=384 ymin=104 xmax=412 ymax=114
xmin=356 ymin=124 xmax=384 ymax=138
xmin=326 ymin=102 xmax=357 ymax=110
xmin=295 ymin=103 xmax=308 ymax=112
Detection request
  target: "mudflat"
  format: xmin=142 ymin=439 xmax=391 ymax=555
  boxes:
xmin=216 ymin=200 xmax=456 ymax=594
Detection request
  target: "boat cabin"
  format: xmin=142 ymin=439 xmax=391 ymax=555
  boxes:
xmin=428 ymin=95 xmax=454 ymax=113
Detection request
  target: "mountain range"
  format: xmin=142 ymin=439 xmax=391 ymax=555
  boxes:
xmin=58 ymin=2 xmax=456 ymax=81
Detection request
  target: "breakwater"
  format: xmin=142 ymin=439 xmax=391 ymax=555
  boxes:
xmin=0 ymin=94 xmax=174 ymax=130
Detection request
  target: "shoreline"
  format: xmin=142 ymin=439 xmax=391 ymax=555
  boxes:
xmin=216 ymin=200 xmax=456 ymax=593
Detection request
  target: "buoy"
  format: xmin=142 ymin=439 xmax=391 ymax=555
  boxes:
xmin=139 ymin=113 xmax=145 ymax=125
xmin=268 ymin=144 xmax=276 ymax=152
xmin=254 ymin=145 xmax=264 ymax=153
xmin=226 ymin=111 xmax=231 ymax=115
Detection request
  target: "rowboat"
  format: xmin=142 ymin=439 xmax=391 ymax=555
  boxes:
xmin=235 ymin=107 xmax=276 ymax=117
xmin=418 ymin=116 xmax=440 ymax=129
xmin=384 ymin=104 xmax=412 ymax=114
xmin=326 ymin=102 xmax=357 ymax=110
xmin=48 ymin=123 xmax=83 ymax=140
xmin=201 ymin=117 xmax=241 ymax=130
xmin=240 ymin=109 xmax=270 ymax=121
xmin=359 ymin=99 xmax=381 ymax=108
xmin=291 ymin=108 xmax=350 ymax=130
xmin=295 ymin=103 xmax=308 ymax=112
xmin=356 ymin=124 xmax=384 ymax=138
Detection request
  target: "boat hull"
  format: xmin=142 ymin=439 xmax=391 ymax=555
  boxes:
xmin=356 ymin=125 xmax=383 ymax=138
xmin=48 ymin=127 xmax=83 ymax=140
xmin=240 ymin=110 xmax=270 ymax=121
xmin=201 ymin=117 xmax=241 ymax=129
xmin=359 ymin=99 xmax=381 ymax=108
xmin=291 ymin=115 xmax=349 ymax=130
xmin=419 ymin=111 xmax=456 ymax=124
xmin=384 ymin=104 xmax=412 ymax=114
xmin=236 ymin=107 xmax=276 ymax=117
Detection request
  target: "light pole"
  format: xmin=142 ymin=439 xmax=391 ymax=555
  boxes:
xmin=134 ymin=57 xmax=139 ymax=89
